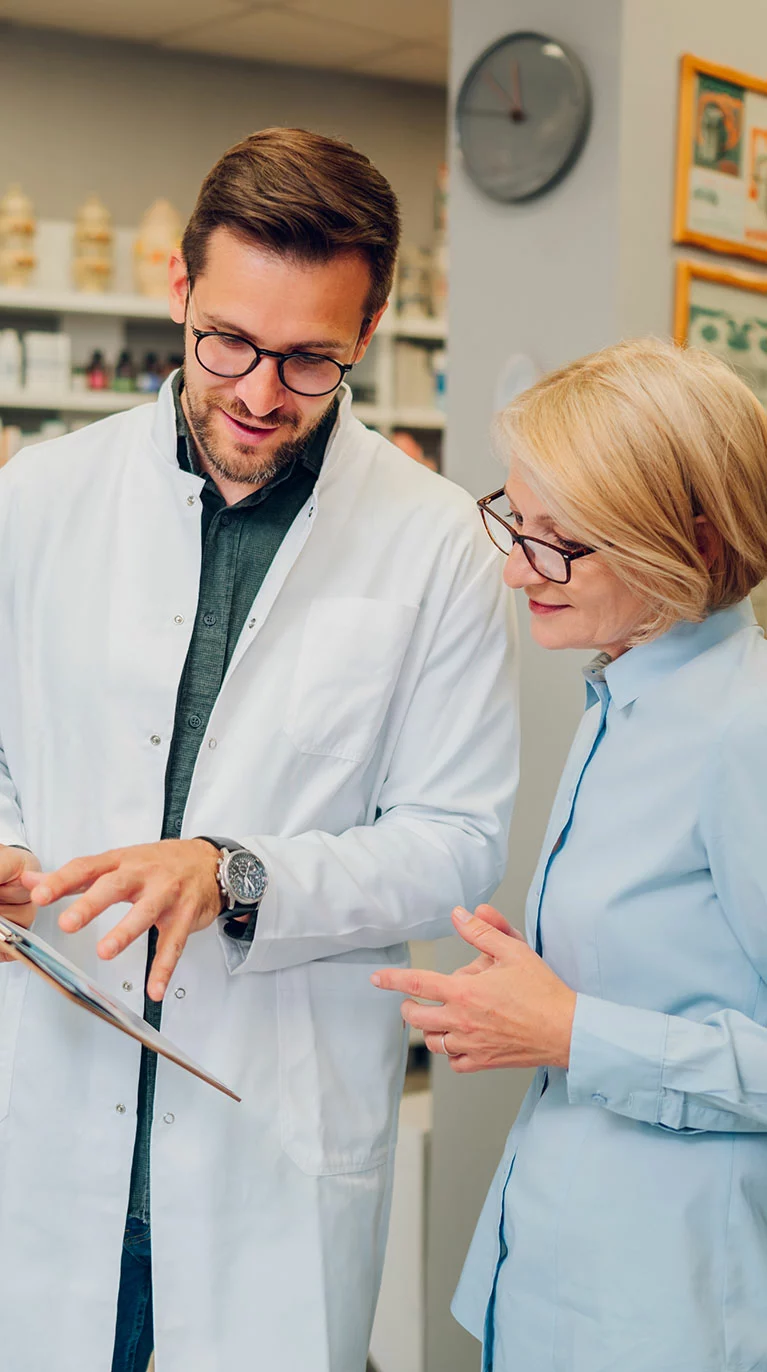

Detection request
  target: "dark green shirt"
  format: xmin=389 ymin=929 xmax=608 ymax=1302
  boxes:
xmin=127 ymin=374 xmax=334 ymax=1223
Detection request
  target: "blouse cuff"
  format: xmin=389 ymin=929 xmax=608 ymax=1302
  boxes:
xmin=566 ymin=993 xmax=669 ymax=1125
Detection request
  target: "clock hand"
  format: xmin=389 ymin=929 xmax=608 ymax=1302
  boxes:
xmin=510 ymin=58 xmax=526 ymax=123
xmin=482 ymin=68 xmax=515 ymax=114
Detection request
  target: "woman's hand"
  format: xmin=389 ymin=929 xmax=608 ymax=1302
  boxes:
xmin=0 ymin=846 xmax=42 ymax=963
xmin=371 ymin=906 xmax=576 ymax=1072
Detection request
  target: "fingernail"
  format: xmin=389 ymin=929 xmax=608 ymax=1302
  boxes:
xmin=370 ymin=974 xmax=382 ymax=987
xmin=453 ymin=907 xmax=472 ymax=924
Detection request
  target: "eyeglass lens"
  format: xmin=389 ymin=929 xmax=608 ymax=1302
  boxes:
xmin=484 ymin=508 xmax=569 ymax=582
xmin=195 ymin=333 xmax=345 ymax=396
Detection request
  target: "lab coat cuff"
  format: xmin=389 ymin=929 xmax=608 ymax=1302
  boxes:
xmin=567 ymin=993 xmax=669 ymax=1124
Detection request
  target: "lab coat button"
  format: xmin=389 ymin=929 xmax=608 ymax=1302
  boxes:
xmin=122 ymin=981 xmax=133 ymax=993
xmin=208 ymin=738 xmax=218 ymax=750
xmin=174 ymin=988 xmax=186 ymax=999
xmin=592 ymin=1093 xmax=607 ymax=1106
xmin=248 ymin=618 xmax=256 ymax=630
xmin=150 ymin=735 xmax=161 ymax=747
xmin=163 ymin=1113 xmax=175 ymax=1125
xmin=186 ymin=495 xmax=196 ymax=506
xmin=115 ymin=1103 xmax=126 ymax=1115
xmin=174 ymin=615 xmax=185 ymax=625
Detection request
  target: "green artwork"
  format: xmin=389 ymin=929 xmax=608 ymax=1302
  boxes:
xmin=694 ymin=73 xmax=744 ymax=177
xmin=688 ymin=303 xmax=767 ymax=405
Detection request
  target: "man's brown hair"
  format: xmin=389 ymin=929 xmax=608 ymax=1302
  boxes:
xmin=182 ymin=127 xmax=401 ymax=319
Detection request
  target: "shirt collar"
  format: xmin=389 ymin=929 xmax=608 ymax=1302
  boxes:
xmin=583 ymin=600 xmax=757 ymax=711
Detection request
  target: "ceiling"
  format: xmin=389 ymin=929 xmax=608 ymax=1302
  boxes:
xmin=0 ymin=0 xmax=449 ymax=85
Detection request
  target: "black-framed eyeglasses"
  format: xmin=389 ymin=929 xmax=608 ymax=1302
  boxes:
xmin=187 ymin=292 xmax=355 ymax=397
xmin=478 ymin=487 xmax=595 ymax=584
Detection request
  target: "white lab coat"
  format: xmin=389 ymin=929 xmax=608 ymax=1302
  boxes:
xmin=0 ymin=379 xmax=517 ymax=1372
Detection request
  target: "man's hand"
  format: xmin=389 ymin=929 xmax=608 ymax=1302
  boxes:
xmin=0 ymin=845 xmax=42 ymax=963
xmin=371 ymin=905 xmax=576 ymax=1072
xmin=20 ymin=839 xmax=223 ymax=1000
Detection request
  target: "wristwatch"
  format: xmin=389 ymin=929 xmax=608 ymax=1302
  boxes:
xmin=197 ymin=836 xmax=268 ymax=917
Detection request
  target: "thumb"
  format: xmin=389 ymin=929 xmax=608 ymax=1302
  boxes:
xmin=451 ymin=907 xmax=520 ymax=962
xmin=474 ymin=904 xmax=526 ymax=941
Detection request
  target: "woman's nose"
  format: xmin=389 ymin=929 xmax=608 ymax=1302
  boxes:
xmin=503 ymin=542 xmax=546 ymax=590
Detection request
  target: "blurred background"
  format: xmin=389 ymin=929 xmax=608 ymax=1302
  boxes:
xmin=2 ymin=3 xmax=767 ymax=1369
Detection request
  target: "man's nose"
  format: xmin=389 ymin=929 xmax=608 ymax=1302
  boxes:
xmin=233 ymin=355 xmax=286 ymax=415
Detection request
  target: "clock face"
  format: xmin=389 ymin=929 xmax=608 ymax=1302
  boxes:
xmin=456 ymin=31 xmax=592 ymax=203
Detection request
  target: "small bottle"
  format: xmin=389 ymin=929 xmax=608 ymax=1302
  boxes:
xmin=113 ymin=349 xmax=136 ymax=393
xmin=432 ymin=349 xmax=447 ymax=411
xmin=86 ymin=349 xmax=108 ymax=390
xmin=137 ymin=351 xmax=161 ymax=393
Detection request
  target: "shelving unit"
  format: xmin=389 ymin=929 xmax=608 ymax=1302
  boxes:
xmin=0 ymin=274 xmax=447 ymax=443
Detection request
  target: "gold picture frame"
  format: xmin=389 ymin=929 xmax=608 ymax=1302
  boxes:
xmin=674 ymin=54 xmax=767 ymax=264
xmin=674 ymin=259 xmax=767 ymax=404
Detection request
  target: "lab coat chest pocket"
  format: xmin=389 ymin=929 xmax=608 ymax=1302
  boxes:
xmin=283 ymin=598 xmax=418 ymax=763
xmin=0 ymin=964 xmax=28 ymax=1122
xmin=277 ymin=951 xmax=409 ymax=1175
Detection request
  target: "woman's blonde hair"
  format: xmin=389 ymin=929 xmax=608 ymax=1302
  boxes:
xmin=495 ymin=337 xmax=767 ymax=641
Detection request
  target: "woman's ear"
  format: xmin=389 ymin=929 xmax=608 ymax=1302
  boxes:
xmin=693 ymin=515 xmax=723 ymax=571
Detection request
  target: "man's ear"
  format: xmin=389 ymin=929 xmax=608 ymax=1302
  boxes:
xmin=694 ymin=514 xmax=723 ymax=571
xmin=168 ymin=250 xmax=190 ymax=326
xmin=353 ymin=302 xmax=388 ymax=362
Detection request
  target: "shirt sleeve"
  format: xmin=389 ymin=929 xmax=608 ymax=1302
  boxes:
xmin=567 ymin=692 xmax=767 ymax=1132
xmin=217 ymin=528 xmax=519 ymax=975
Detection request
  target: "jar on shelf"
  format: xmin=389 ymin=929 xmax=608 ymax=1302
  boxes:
xmin=0 ymin=184 xmax=37 ymax=288
xmin=113 ymin=350 xmax=136 ymax=392
xmin=86 ymin=350 xmax=109 ymax=391
xmin=134 ymin=199 xmax=182 ymax=298
xmin=72 ymin=194 xmax=114 ymax=294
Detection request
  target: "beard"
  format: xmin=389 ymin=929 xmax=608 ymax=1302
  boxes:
xmin=182 ymin=382 xmax=332 ymax=486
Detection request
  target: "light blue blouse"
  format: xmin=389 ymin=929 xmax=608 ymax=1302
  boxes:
xmin=452 ymin=601 xmax=767 ymax=1372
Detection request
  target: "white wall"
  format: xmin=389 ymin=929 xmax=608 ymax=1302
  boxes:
xmin=0 ymin=22 xmax=445 ymax=248
xmin=618 ymin=0 xmax=767 ymax=339
xmin=427 ymin=4 xmax=624 ymax=1370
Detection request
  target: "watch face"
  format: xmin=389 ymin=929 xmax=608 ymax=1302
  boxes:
xmin=226 ymin=849 xmax=267 ymax=904
xmin=456 ymin=31 xmax=591 ymax=203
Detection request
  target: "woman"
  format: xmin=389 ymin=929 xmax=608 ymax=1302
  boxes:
xmin=373 ymin=338 xmax=767 ymax=1371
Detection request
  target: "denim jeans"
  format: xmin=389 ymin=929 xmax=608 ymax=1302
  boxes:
xmin=111 ymin=1217 xmax=154 ymax=1372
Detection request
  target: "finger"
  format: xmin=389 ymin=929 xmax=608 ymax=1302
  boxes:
xmin=22 ymin=852 xmax=120 ymax=905
xmin=95 ymin=896 xmax=164 ymax=960
xmin=452 ymin=909 xmax=521 ymax=963
xmin=473 ymin=904 xmax=526 ymax=942
xmin=400 ymin=997 xmax=457 ymax=1032
xmin=370 ymin=966 xmax=454 ymax=1001
xmin=0 ymin=848 xmax=28 ymax=886
xmin=146 ymin=920 xmax=191 ymax=1001
xmin=59 ymin=872 xmax=133 ymax=932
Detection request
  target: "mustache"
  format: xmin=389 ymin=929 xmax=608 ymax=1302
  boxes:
xmin=224 ymin=400 xmax=298 ymax=430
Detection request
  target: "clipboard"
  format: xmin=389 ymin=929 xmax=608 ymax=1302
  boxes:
xmin=0 ymin=915 xmax=241 ymax=1102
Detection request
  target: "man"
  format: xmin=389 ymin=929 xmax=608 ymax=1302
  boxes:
xmin=0 ymin=128 xmax=517 ymax=1372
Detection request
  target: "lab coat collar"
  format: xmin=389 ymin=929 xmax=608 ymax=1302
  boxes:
xmin=586 ymin=600 xmax=757 ymax=710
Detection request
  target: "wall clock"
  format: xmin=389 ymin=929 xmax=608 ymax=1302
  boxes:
xmin=456 ymin=31 xmax=592 ymax=203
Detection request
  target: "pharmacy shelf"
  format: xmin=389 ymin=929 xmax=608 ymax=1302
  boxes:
xmin=353 ymin=403 xmax=446 ymax=431
xmin=0 ymin=287 xmax=443 ymax=338
xmin=0 ymin=388 xmax=154 ymax=413
xmin=0 ymin=286 xmax=172 ymax=321
xmin=377 ymin=314 xmax=446 ymax=341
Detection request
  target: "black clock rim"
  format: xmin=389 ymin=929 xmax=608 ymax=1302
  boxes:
xmin=454 ymin=29 xmax=592 ymax=205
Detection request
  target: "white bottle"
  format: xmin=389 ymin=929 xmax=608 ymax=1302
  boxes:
xmin=0 ymin=328 xmax=22 ymax=391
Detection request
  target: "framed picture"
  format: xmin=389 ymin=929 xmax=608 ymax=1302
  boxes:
xmin=674 ymin=259 xmax=767 ymax=405
xmin=674 ymin=54 xmax=767 ymax=264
